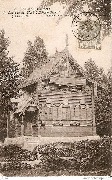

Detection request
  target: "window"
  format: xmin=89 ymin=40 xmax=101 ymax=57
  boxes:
xmin=76 ymin=85 xmax=83 ymax=91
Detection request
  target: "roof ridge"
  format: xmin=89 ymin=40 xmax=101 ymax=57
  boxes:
xmin=20 ymin=49 xmax=84 ymax=88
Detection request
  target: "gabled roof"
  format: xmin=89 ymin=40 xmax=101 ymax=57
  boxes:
xmin=20 ymin=48 xmax=85 ymax=89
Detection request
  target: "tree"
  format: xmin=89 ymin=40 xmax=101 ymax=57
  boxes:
xmin=84 ymin=59 xmax=111 ymax=137
xmin=95 ymin=68 xmax=111 ymax=137
xmin=0 ymin=30 xmax=20 ymax=141
xmin=21 ymin=36 xmax=48 ymax=78
xmin=84 ymin=59 xmax=108 ymax=85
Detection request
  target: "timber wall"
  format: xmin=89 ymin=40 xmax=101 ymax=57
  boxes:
xmin=38 ymin=90 xmax=93 ymax=124
xmin=11 ymin=89 xmax=95 ymax=138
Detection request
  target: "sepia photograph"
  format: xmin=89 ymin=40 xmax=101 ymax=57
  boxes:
xmin=0 ymin=0 xmax=111 ymax=177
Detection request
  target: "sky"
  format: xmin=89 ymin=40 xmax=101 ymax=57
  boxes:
xmin=0 ymin=0 xmax=111 ymax=73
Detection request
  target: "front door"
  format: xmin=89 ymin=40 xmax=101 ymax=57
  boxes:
xmin=24 ymin=111 xmax=34 ymax=136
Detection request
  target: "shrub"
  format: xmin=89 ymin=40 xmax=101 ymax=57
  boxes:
xmin=0 ymin=137 xmax=111 ymax=175
xmin=38 ymin=137 xmax=111 ymax=173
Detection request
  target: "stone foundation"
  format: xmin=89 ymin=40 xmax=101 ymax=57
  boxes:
xmin=4 ymin=135 xmax=100 ymax=151
xmin=33 ymin=126 xmax=96 ymax=137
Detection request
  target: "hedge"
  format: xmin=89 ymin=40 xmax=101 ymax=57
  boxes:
xmin=0 ymin=137 xmax=111 ymax=175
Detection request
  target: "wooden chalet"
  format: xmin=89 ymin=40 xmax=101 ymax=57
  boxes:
xmin=10 ymin=45 xmax=96 ymax=138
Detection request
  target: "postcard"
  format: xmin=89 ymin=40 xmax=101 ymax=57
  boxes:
xmin=0 ymin=0 xmax=111 ymax=178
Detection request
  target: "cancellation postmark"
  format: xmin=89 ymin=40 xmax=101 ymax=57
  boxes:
xmin=71 ymin=12 xmax=101 ymax=49
xmin=72 ymin=12 xmax=101 ymax=41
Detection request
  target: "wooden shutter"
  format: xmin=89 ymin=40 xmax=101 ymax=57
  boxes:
xmin=70 ymin=105 xmax=75 ymax=120
xmin=52 ymin=105 xmax=58 ymax=121
xmin=80 ymin=105 xmax=86 ymax=119
xmin=66 ymin=106 xmax=71 ymax=120
xmin=86 ymin=105 xmax=92 ymax=120
xmin=58 ymin=104 xmax=63 ymax=120
xmin=75 ymin=105 xmax=80 ymax=120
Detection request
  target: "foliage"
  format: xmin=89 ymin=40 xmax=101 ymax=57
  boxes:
xmin=0 ymin=144 xmax=37 ymax=161
xmin=96 ymin=71 xmax=111 ymax=136
xmin=0 ymin=137 xmax=111 ymax=176
xmin=41 ymin=0 xmax=111 ymax=37
xmin=0 ymin=144 xmax=39 ymax=172
xmin=38 ymin=137 xmax=111 ymax=173
xmin=84 ymin=59 xmax=111 ymax=137
xmin=0 ymin=30 xmax=20 ymax=99
xmin=21 ymin=36 xmax=48 ymax=78
xmin=84 ymin=59 xmax=108 ymax=85
xmin=0 ymin=30 xmax=20 ymax=141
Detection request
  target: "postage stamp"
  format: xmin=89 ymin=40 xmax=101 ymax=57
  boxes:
xmin=72 ymin=12 xmax=101 ymax=41
xmin=72 ymin=12 xmax=101 ymax=49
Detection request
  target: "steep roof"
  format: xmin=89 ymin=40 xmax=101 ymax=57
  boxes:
xmin=20 ymin=48 xmax=85 ymax=89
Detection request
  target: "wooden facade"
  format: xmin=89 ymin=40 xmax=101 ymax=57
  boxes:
xmin=10 ymin=49 xmax=96 ymax=137
xmin=35 ymin=82 xmax=95 ymax=136
xmin=38 ymin=90 xmax=93 ymax=125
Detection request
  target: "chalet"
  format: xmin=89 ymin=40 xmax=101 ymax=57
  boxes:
xmin=9 ymin=43 xmax=97 ymax=138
